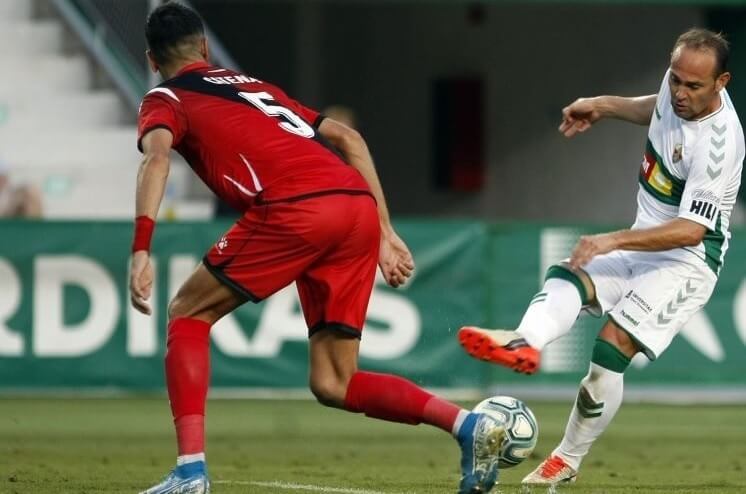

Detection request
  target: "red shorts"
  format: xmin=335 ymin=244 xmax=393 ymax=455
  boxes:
xmin=203 ymin=192 xmax=380 ymax=337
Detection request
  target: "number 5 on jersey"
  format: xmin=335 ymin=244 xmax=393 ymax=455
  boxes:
xmin=238 ymin=91 xmax=315 ymax=138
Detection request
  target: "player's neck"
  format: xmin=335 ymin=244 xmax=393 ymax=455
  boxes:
xmin=159 ymin=57 xmax=207 ymax=80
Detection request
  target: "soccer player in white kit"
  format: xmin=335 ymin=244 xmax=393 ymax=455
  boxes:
xmin=458 ymin=28 xmax=744 ymax=484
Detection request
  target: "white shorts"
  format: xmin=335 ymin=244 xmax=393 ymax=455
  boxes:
xmin=580 ymin=250 xmax=717 ymax=360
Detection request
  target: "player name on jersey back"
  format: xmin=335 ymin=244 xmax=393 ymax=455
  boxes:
xmin=203 ymin=74 xmax=261 ymax=85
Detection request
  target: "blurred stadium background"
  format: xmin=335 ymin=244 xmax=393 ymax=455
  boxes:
xmin=1 ymin=0 xmax=745 ymax=492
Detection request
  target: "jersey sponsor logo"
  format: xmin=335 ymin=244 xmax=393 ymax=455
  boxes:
xmin=625 ymin=290 xmax=652 ymax=314
xmin=692 ymin=189 xmax=720 ymax=203
xmin=689 ymin=200 xmax=719 ymax=221
xmin=619 ymin=309 xmax=640 ymax=327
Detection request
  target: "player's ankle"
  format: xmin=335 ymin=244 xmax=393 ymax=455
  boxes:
xmin=514 ymin=330 xmax=544 ymax=351
xmin=450 ymin=409 xmax=471 ymax=438
xmin=177 ymin=452 xmax=206 ymax=466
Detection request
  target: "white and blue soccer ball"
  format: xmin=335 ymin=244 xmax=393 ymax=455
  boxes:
xmin=473 ymin=395 xmax=539 ymax=468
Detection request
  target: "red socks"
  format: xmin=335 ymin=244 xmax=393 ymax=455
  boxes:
xmin=165 ymin=317 xmax=211 ymax=455
xmin=343 ymin=371 xmax=462 ymax=433
xmin=165 ymin=320 xmax=462 ymax=453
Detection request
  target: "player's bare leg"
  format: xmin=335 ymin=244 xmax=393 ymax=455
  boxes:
xmin=523 ymin=319 xmax=635 ymax=485
xmin=140 ymin=263 xmax=246 ymax=494
xmin=309 ymin=328 xmax=505 ymax=493
xmin=459 ymin=263 xmax=595 ymax=374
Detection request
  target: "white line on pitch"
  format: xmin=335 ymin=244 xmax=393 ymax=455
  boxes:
xmin=214 ymin=480 xmax=409 ymax=494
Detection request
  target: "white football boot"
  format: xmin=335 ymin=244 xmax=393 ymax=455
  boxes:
xmin=521 ymin=455 xmax=577 ymax=485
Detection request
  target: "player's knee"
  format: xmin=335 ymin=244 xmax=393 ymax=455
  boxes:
xmin=598 ymin=323 xmax=639 ymax=360
xmin=309 ymin=375 xmax=347 ymax=409
xmin=547 ymin=262 xmax=596 ymax=304
xmin=167 ymin=293 xmax=226 ymax=324
xmin=167 ymin=295 xmax=192 ymax=320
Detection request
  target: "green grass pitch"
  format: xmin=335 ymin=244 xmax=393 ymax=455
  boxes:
xmin=1 ymin=398 xmax=745 ymax=493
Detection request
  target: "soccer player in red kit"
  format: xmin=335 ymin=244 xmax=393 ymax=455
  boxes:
xmin=131 ymin=4 xmax=503 ymax=494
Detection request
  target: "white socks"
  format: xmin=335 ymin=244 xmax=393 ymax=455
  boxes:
xmin=451 ymin=409 xmax=470 ymax=437
xmin=515 ymin=278 xmax=582 ymax=350
xmin=177 ymin=452 xmax=205 ymax=465
xmin=553 ymin=362 xmax=624 ymax=471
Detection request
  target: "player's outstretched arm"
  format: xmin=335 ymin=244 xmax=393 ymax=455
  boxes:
xmin=559 ymin=95 xmax=657 ymax=137
xmin=569 ymin=218 xmax=706 ymax=268
xmin=318 ymin=118 xmax=414 ymax=288
xmin=130 ymin=128 xmax=173 ymax=315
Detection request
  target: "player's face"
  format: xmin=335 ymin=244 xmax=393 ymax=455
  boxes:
xmin=668 ymin=46 xmax=730 ymax=121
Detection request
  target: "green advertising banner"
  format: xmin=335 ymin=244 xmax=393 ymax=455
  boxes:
xmin=0 ymin=220 xmax=744 ymax=391
xmin=0 ymin=220 xmax=490 ymax=391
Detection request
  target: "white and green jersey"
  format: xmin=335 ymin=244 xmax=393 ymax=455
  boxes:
xmin=633 ymin=69 xmax=744 ymax=275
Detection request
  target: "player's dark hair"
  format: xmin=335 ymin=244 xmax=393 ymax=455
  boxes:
xmin=673 ymin=28 xmax=730 ymax=76
xmin=145 ymin=2 xmax=205 ymax=66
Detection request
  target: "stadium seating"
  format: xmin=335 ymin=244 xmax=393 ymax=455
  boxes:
xmin=0 ymin=0 xmax=210 ymax=219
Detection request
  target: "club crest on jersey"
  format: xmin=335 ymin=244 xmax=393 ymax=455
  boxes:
xmin=672 ymin=144 xmax=683 ymax=163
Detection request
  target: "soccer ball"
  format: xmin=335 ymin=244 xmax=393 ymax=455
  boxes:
xmin=473 ymin=395 xmax=538 ymax=468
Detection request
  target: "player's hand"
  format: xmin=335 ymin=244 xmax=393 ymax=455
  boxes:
xmin=129 ymin=250 xmax=154 ymax=315
xmin=559 ymin=97 xmax=603 ymax=138
xmin=569 ymin=233 xmax=618 ymax=269
xmin=378 ymin=228 xmax=415 ymax=288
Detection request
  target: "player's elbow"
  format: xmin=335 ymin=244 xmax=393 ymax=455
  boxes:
xmin=337 ymin=127 xmax=366 ymax=153
xmin=682 ymin=224 xmax=707 ymax=247
xmin=140 ymin=151 xmax=171 ymax=176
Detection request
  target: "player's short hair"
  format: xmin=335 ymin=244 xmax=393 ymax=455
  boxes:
xmin=145 ymin=2 xmax=205 ymax=66
xmin=673 ymin=28 xmax=730 ymax=77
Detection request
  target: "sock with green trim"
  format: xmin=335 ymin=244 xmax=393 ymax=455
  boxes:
xmin=553 ymin=339 xmax=631 ymax=471
xmin=515 ymin=278 xmax=582 ymax=350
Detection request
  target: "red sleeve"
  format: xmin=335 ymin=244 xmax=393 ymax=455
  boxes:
xmin=286 ymin=98 xmax=324 ymax=128
xmin=137 ymin=91 xmax=187 ymax=152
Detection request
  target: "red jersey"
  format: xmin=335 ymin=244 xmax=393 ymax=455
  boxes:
xmin=137 ymin=62 xmax=370 ymax=211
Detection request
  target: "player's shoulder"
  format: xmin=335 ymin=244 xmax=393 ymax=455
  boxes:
xmin=143 ymin=86 xmax=182 ymax=104
xmin=138 ymin=86 xmax=182 ymax=118
xmin=706 ymin=93 xmax=744 ymax=149
xmin=686 ymin=94 xmax=745 ymax=170
xmin=720 ymin=92 xmax=744 ymax=141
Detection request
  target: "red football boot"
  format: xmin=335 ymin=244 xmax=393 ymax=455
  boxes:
xmin=457 ymin=327 xmax=540 ymax=374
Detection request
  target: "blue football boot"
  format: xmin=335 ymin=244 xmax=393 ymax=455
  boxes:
xmin=139 ymin=461 xmax=210 ymax=494
xmin=457 ymin=412 xmax=505 ymax=493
